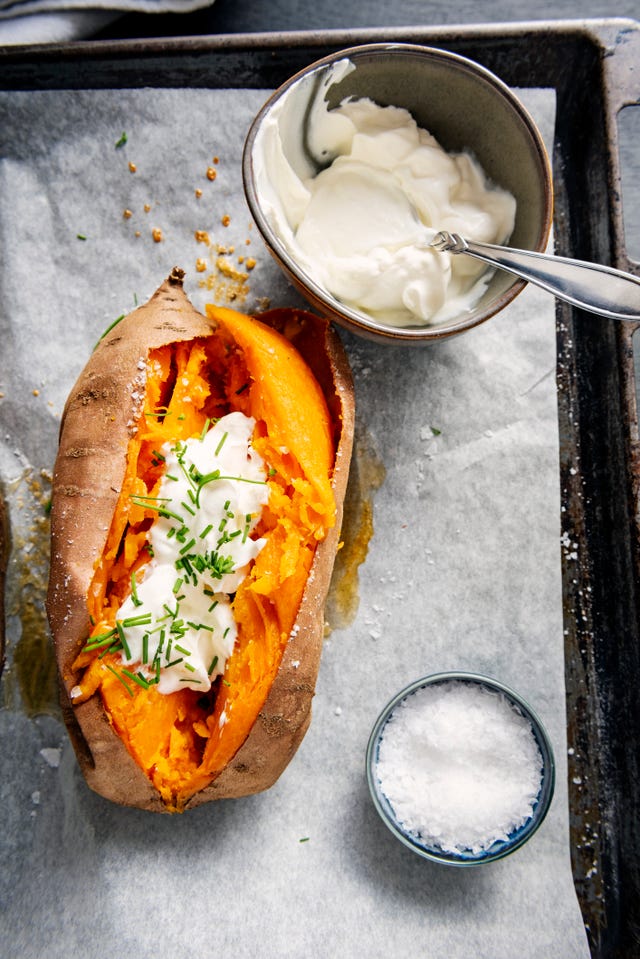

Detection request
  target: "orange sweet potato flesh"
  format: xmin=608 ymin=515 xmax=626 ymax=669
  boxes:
xmin=47 ymin=268 xmax=354 ymax=812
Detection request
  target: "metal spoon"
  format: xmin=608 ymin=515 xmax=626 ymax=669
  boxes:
xmin=430 ymin=230 xmax=640 ymax=321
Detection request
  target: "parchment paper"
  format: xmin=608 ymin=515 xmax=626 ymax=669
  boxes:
xmin=0 ymin=85 xmax=590 ymax=958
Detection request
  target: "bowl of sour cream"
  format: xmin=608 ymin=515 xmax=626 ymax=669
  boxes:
xmin=242 ymin=43 xmax=553 ymax=343
xmin=366 ymin=672 xmax=555 ymax=864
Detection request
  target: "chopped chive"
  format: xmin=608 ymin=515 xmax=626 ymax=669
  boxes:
xmin=214 ymin=431 xmax=229 ymax=456
xmin=115 ymin=131 xmax=128 ymax=148
xmin=200 ymin=524 xmax=213 ymax=539
xmin=77 ymin=233 xmax=87 ymax=241
xmin=121 ymin=668 xmax=150 ymax=690
xmin=96 ymin=313 xmax=125 ymax=346
xmin=179 ymin=538 xmax=196 ymax=555
xmin=105 ymin=664 xmax=134 ymax=696
xmin=130 ymin=571 xmax=142 ymax=607
xmin=173 ymin=577 xmax=183 ymax=595
xmin=235 ymin=382 xmax=249 ymax=395
xmin=115 ymin=621 xmax=131 ymax=659
xmin=144 ymin=409 xmax=172 ymax=419
xmin=174 ymin=644 xmax=191 ymax=656
xmin=121 ymin=613 xmax=152 ymax=628
xmin=165 ymin=658 xmax=184 ymax=669
xmin=142 ymin=634 xmax=149 ymax=664
xmin=83 ymin=628 xmax=117 ymax=651
xmin=208 ymin=655 xmax=219 ymax=674
xmin=181 ymin=501 xmax=196 ymax=516
xmin=183 ymin=662 xmax=196 ymax=673
xmin=200 ymin=417 xmax=212 ymax=441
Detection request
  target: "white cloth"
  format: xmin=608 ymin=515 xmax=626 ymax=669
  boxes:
xmin=0 ymin=0 xmax=212 ymax=45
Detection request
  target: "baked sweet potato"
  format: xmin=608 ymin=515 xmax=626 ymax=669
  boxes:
xmin=47 ymin=268 xmax=354 ymax=812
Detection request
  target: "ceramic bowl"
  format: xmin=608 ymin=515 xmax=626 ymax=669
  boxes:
xmin=242 ymin=42 xmax=553 ymax=344
xmin=366 ymin=672 xmax=555 ymax=865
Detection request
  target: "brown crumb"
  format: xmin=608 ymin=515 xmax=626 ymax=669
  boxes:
xmin=216 ymin=256 xmax=248 ymax=281
xmin=221 ymin=214 xmax=231 ymax=227
xmin=32 ymin=389 xmax=40 ymax=397
xmin=128 ymin=162 xmax=137 ymax=173
xmin=152 ymin=228 xmax=163 ymax=243
xmin=206 ymin=167 xmax=217 ymax=181
xmin=246 ymin=258 xmax=257 ymax=270
xmin=144 ymin=203 xmax=151 ymax=213
xmin=135 ymin=231 xmax=141 ymax=238
xmin=123 ymin=209 xmax=133 ymax=220
xmin=195 ymin=258 xmax=207 ymax=273
xmin=213 ymin=156 xmax=220 ymax=164
xmin=195 ymin=188 xmax=203 ymax=198
xmin=195 ymin=230 xmax=210 ymax=245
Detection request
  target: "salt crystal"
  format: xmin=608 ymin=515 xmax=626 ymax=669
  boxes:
xmin=39 ymin=747 xmax=62 ymax=769
xmin=376 ymin=681 xmax=543 ymax=855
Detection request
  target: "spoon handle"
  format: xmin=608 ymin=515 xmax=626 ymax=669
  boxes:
xmin=430 ymin=231 xmax=640 ymax=321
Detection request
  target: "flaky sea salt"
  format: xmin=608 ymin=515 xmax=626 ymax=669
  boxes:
xmin=376 ymin=681 xmax=543 ymax=855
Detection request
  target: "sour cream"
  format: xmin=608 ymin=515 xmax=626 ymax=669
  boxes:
xmin=254 ymin=82 xmax=516 ymax=327
xmin=115 ymin=411 xmax=269 ymax=694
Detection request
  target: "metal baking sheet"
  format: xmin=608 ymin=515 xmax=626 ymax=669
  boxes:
xmin=1 ymin=18 xmax=639 ymax=958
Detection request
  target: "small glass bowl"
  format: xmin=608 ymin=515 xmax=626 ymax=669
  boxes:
xmin=366 ymin=672 xmax=555 ymax=865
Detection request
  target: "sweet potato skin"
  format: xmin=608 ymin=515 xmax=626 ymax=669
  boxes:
xmin=46 ymin=269 xmax=354 ymax=811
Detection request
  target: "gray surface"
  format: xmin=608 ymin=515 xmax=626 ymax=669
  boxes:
xmin=2 ymin=5 xmax=640 ymax=959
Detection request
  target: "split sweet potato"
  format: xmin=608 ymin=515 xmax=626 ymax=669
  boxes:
xmin=47 ymin=268 xmax=354 ymax=812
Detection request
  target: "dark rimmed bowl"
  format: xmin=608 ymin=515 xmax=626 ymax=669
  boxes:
xmin=366 ymin=672 xmax=555 ymax=864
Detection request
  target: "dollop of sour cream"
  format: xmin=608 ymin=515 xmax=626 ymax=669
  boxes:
xmin=254 ymin=75 xmax=517 ymax=327
xmin=114 ymin=411 xmax=269 ymax=694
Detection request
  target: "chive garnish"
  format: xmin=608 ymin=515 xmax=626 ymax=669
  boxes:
xmin=96 ymin=313 xmax=125 ymax=347
xmin=122 ymin=668 xmax=150 ymax=690
xmin=115 ymin=621 xmax=131 ymax=659
xmin=200 ymin=417 xmax=212 ymax=442
xmin=208 ymin=655 xmax=219 ymax=674
xmin=130 ymin=571 xmax=142 ymax=607
xmin=83 ymin=628 xmax=117 ymax=651
xmin=121 ymin=613 xmax=152 ymax=628
xmin=214 ymin=431 xmax=229 ymax=456
xmin=105 ymin=664 xmax=134 ymax=696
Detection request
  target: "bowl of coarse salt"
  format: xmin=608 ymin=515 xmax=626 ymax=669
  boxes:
xmin=366 ymin=672 xmax=555 ymax=865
